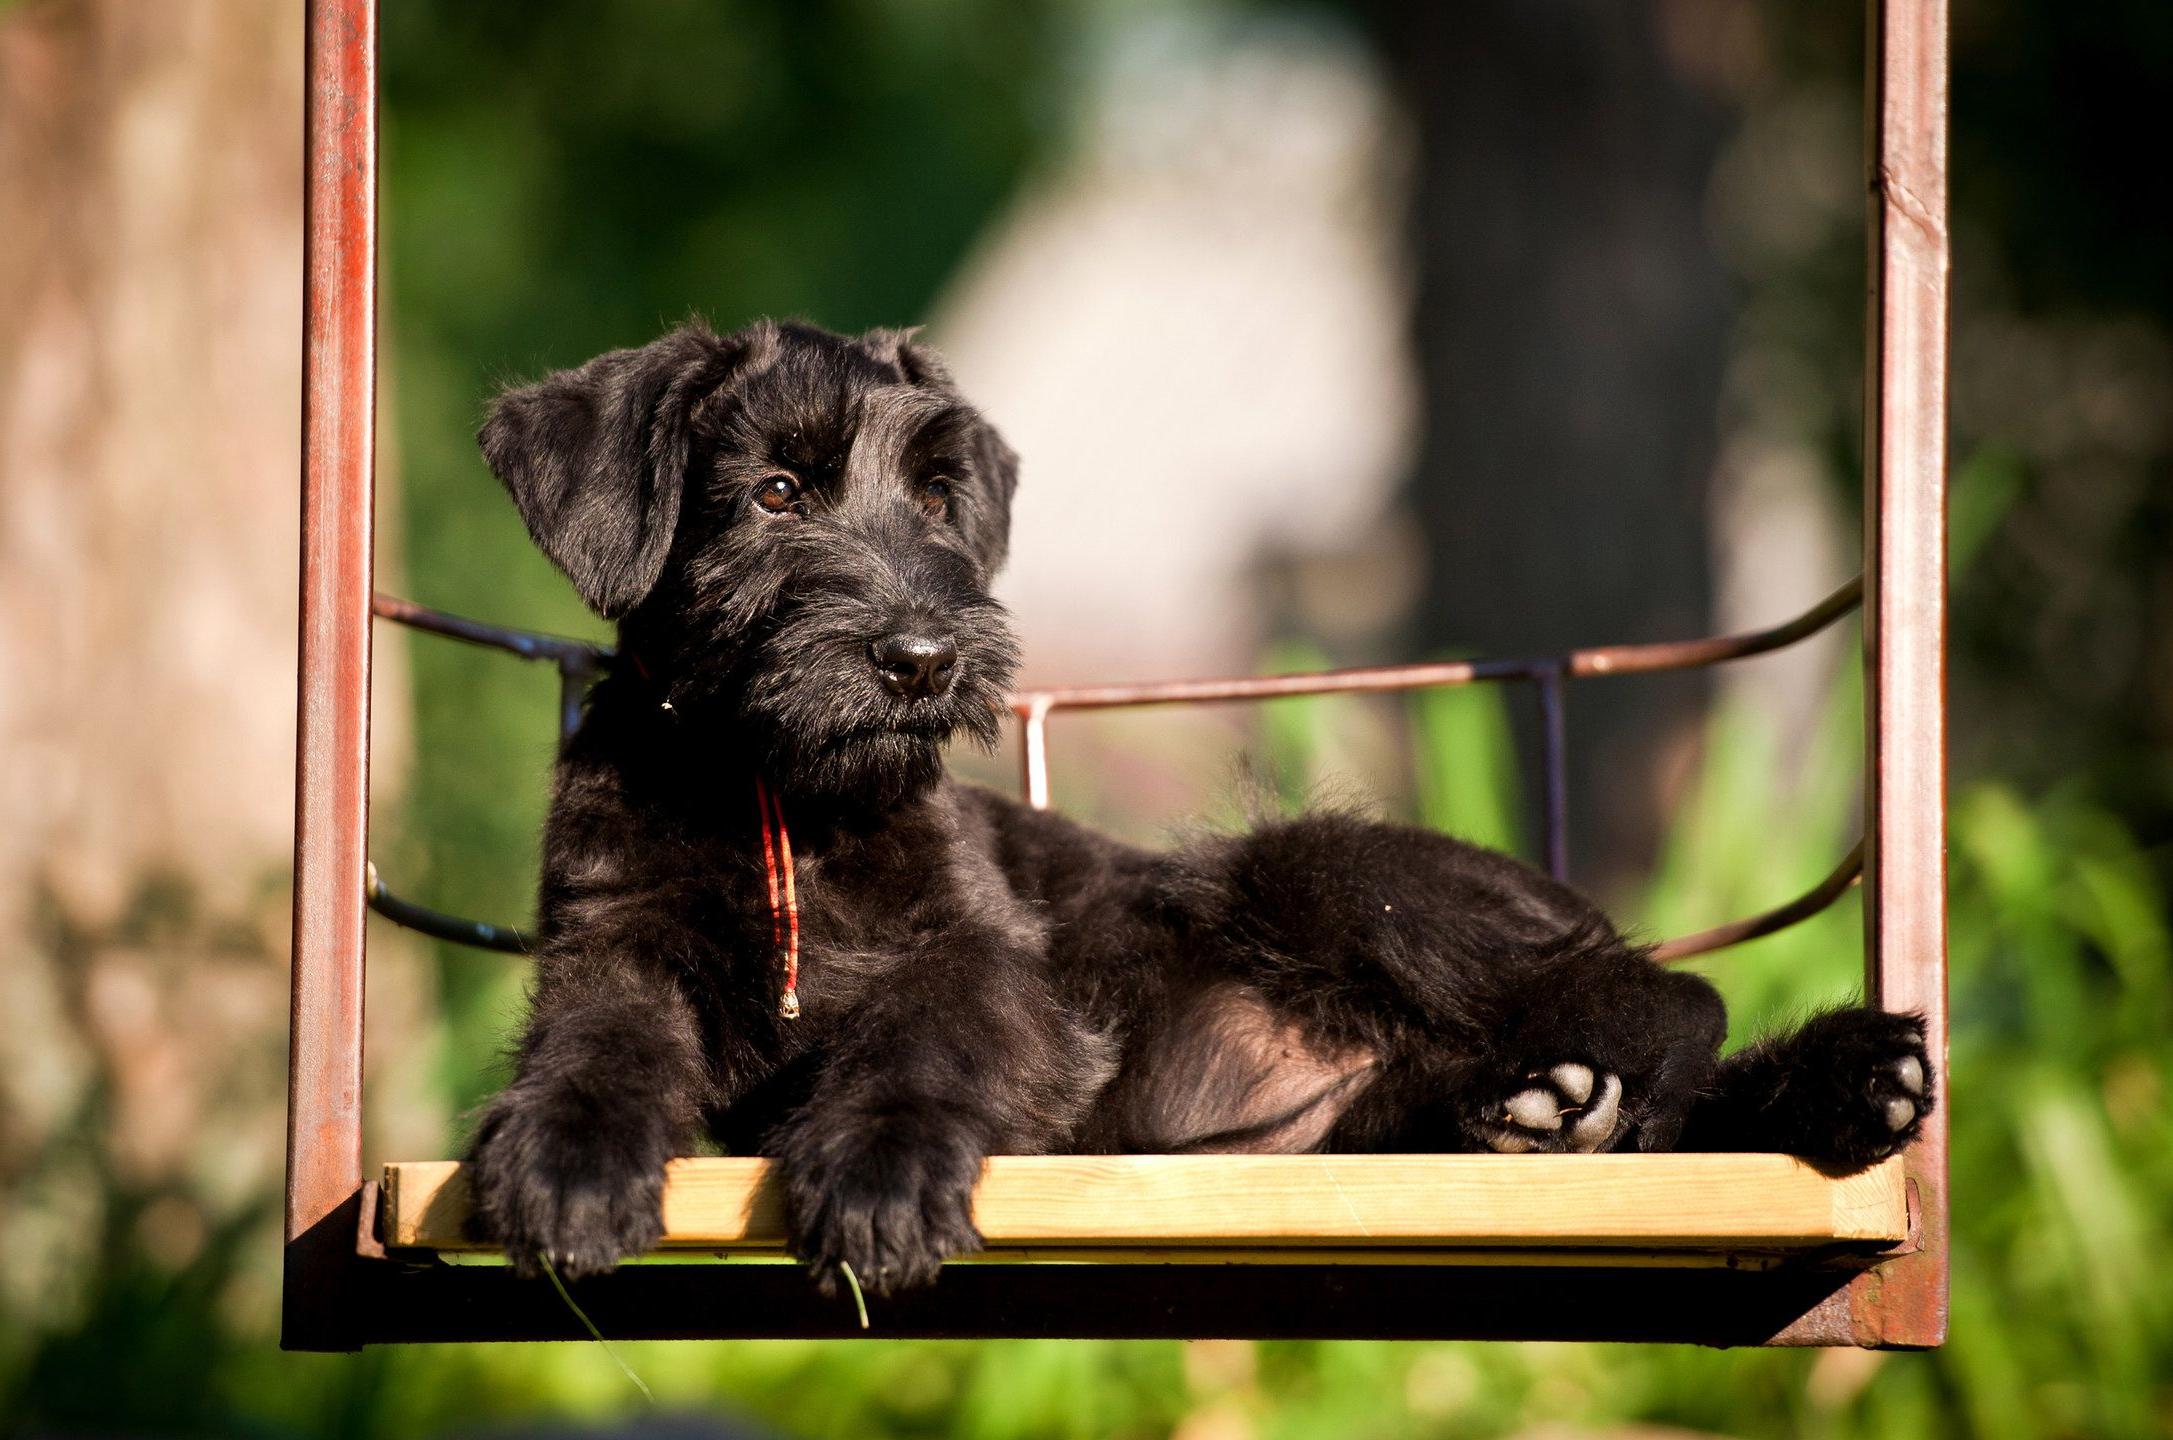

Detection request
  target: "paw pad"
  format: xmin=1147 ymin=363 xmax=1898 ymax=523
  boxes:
xmin=1877 ymin=1049 xmax=1930 ymax=1133
xmin=1485 ymin=1062 xmax=1622 ymax=1153
xmin=1778 ymin=1008 xmax=1936 ymax=1171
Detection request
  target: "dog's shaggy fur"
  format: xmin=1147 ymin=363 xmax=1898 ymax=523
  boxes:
xmin=466 ymin=319 xmax=1934 ymax=1293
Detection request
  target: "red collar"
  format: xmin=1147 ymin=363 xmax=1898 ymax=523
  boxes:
xmin=754 ymin=775 xmax=801 ymax=1020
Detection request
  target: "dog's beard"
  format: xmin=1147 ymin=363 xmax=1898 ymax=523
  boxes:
xmin=732 ymin=595 xmax=1018 ymax=808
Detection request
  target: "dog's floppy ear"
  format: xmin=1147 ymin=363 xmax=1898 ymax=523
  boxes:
xmin=868 ymin=328 xmax=1020 ymax=574
xmin=479 ymin=325 xmax=741 ymax=618
xmin=968 ymin=420 xmax=1020 ymax=574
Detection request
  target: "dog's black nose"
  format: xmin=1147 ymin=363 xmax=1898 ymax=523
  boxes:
xmin=871 ymin=632 xmax=959 ymax=699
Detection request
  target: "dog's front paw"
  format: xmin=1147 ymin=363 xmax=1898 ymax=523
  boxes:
xmin=1478 ymin=1061 xmax=1625 ymax=1153
xmin=779 ymin=1108 xmax=986 ymax=1296
xmin=1774 ymin=1008 xmax=1935 ymax=1172
xmin=466 ymin=1091 xmax=671 ymax=1279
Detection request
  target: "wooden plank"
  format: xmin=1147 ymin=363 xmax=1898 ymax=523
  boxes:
xmin=384 ymin=1154 xmax=1907 ymax=1256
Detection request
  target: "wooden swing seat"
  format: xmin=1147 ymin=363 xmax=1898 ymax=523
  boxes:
xmin=383 ymin=1154 xmax=1910 ymax=1261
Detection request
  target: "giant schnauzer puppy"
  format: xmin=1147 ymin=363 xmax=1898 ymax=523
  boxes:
xmin=466 ymin=319 xmax=1934 ymax=1293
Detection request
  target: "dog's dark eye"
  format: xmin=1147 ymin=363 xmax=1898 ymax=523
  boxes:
xmin=754 ymin=473 xmax=802 ymax=516
xmin=919 ymin=477 xmax=953 ymax=517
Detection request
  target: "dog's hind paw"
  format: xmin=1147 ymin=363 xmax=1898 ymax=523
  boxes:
xmin=1693 ymin=1007 xmax=1935 ymax=1172
xmin=1779 ymin=1009 xmax=1935 ymax=1172
xmin=1478 ymin=1061 xmax=1623 ymax=1154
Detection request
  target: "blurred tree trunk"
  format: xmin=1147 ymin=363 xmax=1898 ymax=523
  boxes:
xmin=0 ymin=0 xmax=309 ymax=923
xmin=0 ymin=0 xmax=434 ymax=1300
xmin=1369 ymin=0 xmax=1731 ymax=889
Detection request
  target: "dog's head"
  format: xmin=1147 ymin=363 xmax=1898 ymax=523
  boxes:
xmin=480 ymin=319 xmax=1021 ymax=806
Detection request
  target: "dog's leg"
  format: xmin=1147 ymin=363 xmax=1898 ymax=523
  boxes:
xmin=772 ymin=925 xmax=1112 ymax=1297
xmin=1453 ymin=945 xmax=1727 ymax=1154
xmin=465 ymin=950 xmax=716 ymax=1278
xmin=1317 ymin=938 xmax=1728 ymax=1155
xmin=1180 ymin=813 xmax=1728 ymax=1155
xmin=1679 ymin=1007 xmax=1934 ymax=1172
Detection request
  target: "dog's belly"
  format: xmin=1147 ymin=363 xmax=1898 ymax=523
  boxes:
xmin=1104 ymin=983 xmax=1377 ymax=1154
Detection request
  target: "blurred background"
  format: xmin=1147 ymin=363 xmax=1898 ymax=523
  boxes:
xmin=4 ymin=0 xmax=2171 ymax=1435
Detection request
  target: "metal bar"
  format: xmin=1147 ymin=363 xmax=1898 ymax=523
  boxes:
xmin=366 ymin=597 xmax=601 ymax=743
xmin=1854 ymin=0 xmax=1950 ymax=1350
xmin=372 ymin=592 xmax=609 ymax=667
xmin=371 ymin=595 xmax=1865 ymax=959
xmin=1004 ymin=576 xmax=1860 ymax=715
xmin=1534 ymin=667 xmax=1570 ymax=881
xmin=1018 ymin=696 xmax=1053 ymax=810
xmin=1566 ymin=576 xmax=1862 ymax=679
xmin=366 ymin=863 xmax=528 ymax=954
xmin=371 ymin=573 xmax=1857 ymax=722
xmin=364 ymin=841 xmax=1869 ymax=969
xmin=1652 ymin=841 xmax=1864 ymax=963
xmin=284 ymin=0 xmax=377 ymax=1354
xmin=1016 ymin=655 xmax=1528 ymax=712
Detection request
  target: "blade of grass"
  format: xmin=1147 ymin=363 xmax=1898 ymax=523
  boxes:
xmin=838 ymin=1259 xmax=872 ymax=1330
xmin=539 ymin=1255 xmax=653 ymax=1403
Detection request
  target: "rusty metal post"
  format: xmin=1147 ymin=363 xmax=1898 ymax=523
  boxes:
xmin=284 ymin=0 xmax=377 ymax=1352
xmin=1018 ymin=698 xmax=1054 ymax=810
xmin=1856 ymin=0 xmax=1950 ymax=1349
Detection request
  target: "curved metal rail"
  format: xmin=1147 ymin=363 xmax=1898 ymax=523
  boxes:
xmin=1006 ymin=577 xmax=1862 ymax=714
xmin=366 ymin=578 xmax=1864 ymax=962
xmin=1648 ymin=841 xmax=1865 ymax=964
xmin=371 ymin=594 xmax=607 ymax=738
xmin=366 ymin=862 xmax=528 ymax=953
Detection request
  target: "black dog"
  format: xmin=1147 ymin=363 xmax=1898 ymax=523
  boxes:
xmin=466 ymin=319 xmax=1933 ymax=1293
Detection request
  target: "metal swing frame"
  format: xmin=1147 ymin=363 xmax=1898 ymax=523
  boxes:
xmin=285 ymin=0 xmax=1948 ymax=1349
